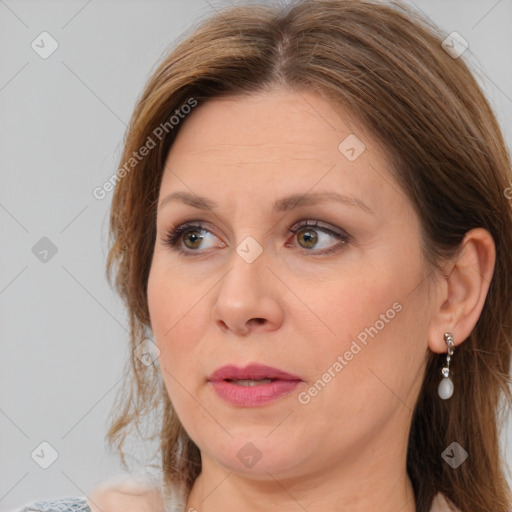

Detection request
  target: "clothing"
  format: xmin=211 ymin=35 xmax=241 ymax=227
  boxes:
xmin=11 ymin=491 xmax=460 ymax=511
xmin=10 ymin=496 xmax=92 ymax=512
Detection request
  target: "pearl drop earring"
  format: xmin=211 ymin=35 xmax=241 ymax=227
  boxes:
xmin=438 ymin=332 xmax=455 ymax=400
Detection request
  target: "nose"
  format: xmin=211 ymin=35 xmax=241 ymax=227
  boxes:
xmin=211 ymin=248 xmax=284 ymax=337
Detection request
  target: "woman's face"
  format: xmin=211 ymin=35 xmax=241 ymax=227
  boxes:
xmin=147 ymin=87 xmax=436 ymax=483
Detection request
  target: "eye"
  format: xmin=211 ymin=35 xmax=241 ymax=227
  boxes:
xmin=160 ymin=219 xmax=351 ymax=256
xmin=287 ymin=220 xmax=350 ymax=255
xmin=161 ymin=221 xmax=224 ymax=254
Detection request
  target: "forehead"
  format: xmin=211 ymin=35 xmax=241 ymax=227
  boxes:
xmin=159 ymin=88 xmax=403 ymax=217
xmin=167 ymin=88 xmax=367 ymax=160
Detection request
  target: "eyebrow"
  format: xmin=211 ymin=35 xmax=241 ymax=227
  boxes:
xmin=158 ymin=190 xmax=373 ymax=214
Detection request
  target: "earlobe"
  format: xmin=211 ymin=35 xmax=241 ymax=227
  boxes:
xmin=427 ymin=227 xmax=496 ymax=354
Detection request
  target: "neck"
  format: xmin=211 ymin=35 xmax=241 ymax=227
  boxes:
xmin=184 ymin=454 xmax=416 ymax=512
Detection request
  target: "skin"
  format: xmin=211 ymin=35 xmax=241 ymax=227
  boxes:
xmin=87 ymin=476 xmax=165 ymax=512
xmin=95 ymin=86 xmax=495 ymax=512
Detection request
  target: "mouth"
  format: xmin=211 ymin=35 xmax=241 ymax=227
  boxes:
xmin=208 ymin=363 xmax=302 ymax=382
xmin=207 ymin=364 xmax=302 ymax=406
xmin=224 ymin=378 xmax=276 ymax=386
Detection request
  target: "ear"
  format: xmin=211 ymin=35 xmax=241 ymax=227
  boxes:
xmin=427 ymin=228 xmax=496 ymax=353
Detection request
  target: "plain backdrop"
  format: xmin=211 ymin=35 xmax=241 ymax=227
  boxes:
xmin=1 ymin=0 xmax=512 ymax=510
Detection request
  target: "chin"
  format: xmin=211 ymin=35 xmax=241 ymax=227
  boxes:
xmin=203 ymin=435 xmax=307 ymax=478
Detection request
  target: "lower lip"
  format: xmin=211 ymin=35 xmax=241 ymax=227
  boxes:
xmin=209 ymin=379 xmax=302 ymax=406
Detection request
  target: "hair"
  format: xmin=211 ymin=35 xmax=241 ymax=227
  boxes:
xmin=104 ymin=1 xmax=512 ymax=510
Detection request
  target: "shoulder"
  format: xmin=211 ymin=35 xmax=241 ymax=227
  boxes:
xmin=86 ymin=479 xmax=166 ymax=512
xmin=11 ymin=496 xmax=91 ymax=512
xmin=11 ymin=476 xmax=169 ymax=512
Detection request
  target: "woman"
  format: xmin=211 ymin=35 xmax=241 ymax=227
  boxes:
xmin=15 ymin=0 xmax=512 ymax=511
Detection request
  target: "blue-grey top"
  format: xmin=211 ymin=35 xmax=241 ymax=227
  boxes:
xmin=12 ymin=496 xmax=91 ymax=512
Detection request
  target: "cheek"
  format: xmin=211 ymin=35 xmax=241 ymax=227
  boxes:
xmin=148 ymin=256 xmax=197 ymax=335
xmin=304 ymin=246 xmax=428 ymax=396
xmin=147 ymin=264 xmax=214 ymax=445
xmin=312 ymin=283 xmax=428 ymax=431
xmin=304 ymin=260 xmax=402 ymax=347
xmin=147 ymin=265 xmax=187 ymax=368
xmin=147 ymin=261 xmax=210 ymax=386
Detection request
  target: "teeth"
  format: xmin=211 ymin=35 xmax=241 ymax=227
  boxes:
xmin=229 ymin=378 xmax=273 ymax=386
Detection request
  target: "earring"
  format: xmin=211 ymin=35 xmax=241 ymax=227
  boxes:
xmin=438 ymin=332 xmax=455 ymax=400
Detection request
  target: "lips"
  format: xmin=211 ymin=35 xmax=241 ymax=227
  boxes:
xmin=207 ymin=364 xmax=302 ymax=407
xmin=208 ymin=363 xmax=302 ymax=382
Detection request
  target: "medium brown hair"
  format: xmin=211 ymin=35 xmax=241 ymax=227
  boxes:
xmin=104 ymin=1 xmax=512 ymax=510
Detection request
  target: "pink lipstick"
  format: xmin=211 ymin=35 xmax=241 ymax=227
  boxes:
xmin=208 ymin=363 xmax=302 ymax=407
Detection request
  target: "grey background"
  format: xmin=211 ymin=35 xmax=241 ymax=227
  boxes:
xmin=1 ymin=0 xmax=511 ymax=510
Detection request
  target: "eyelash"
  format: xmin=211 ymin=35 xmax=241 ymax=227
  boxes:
xmin=160 ymin=220 xmax=351 ymax=257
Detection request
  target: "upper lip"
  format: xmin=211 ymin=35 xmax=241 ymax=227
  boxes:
xmin=208 ymin=364 xmax=302 ymax=382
